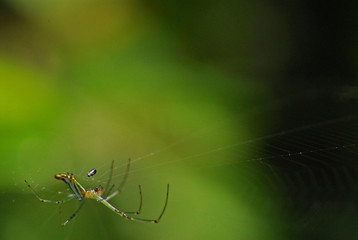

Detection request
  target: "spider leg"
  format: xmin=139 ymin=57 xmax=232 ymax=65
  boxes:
xmin=120 ymin=185 xmax=142 ymax=215
xmin=104 ymin=184 xmax=142 ymax=214
xmin=117 ymin=158 xmax=131 ymax=192
xmin=61 ymin=200 xmax=86 ymax=226
xmin=104 ymin=158 xmax=131 ymax=200
xmin=104 ymin=184 xmax=115 ymax=198
xmin=104 ymin=190 xmax=118 ymax=201
xmin=24 ymin=180 xmax=76 ymax=204
xmin=97 ymin=184 xmax=169 ymax=223
xmin=102 ymin=160 xmax=114 ymax=197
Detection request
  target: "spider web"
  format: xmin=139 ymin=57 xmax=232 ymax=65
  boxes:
xmin=68 ymin=86 xmax=358 ymax=239
xmin=7 ymin=84 xmax=358 ymax=240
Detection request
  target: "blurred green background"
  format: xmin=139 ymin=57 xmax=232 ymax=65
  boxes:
xmin=0 ymin=0 xmax=357 ymax=240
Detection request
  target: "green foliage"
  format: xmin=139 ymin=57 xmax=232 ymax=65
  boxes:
xmin=0 ymin=1 xmax=281 ymax=240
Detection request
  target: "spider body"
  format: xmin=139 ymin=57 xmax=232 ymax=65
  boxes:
xmin=54 ymin=173 xmax=104 ymax=200
xmin=25 ymin=159 xmax=169 ymax=226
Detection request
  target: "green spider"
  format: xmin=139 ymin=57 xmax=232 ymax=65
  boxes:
xmin=24 ymin=159 xmax=169 ymax=226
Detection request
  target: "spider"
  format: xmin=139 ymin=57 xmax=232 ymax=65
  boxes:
xmin=24 ymin=159 xmax=169 ymax=226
